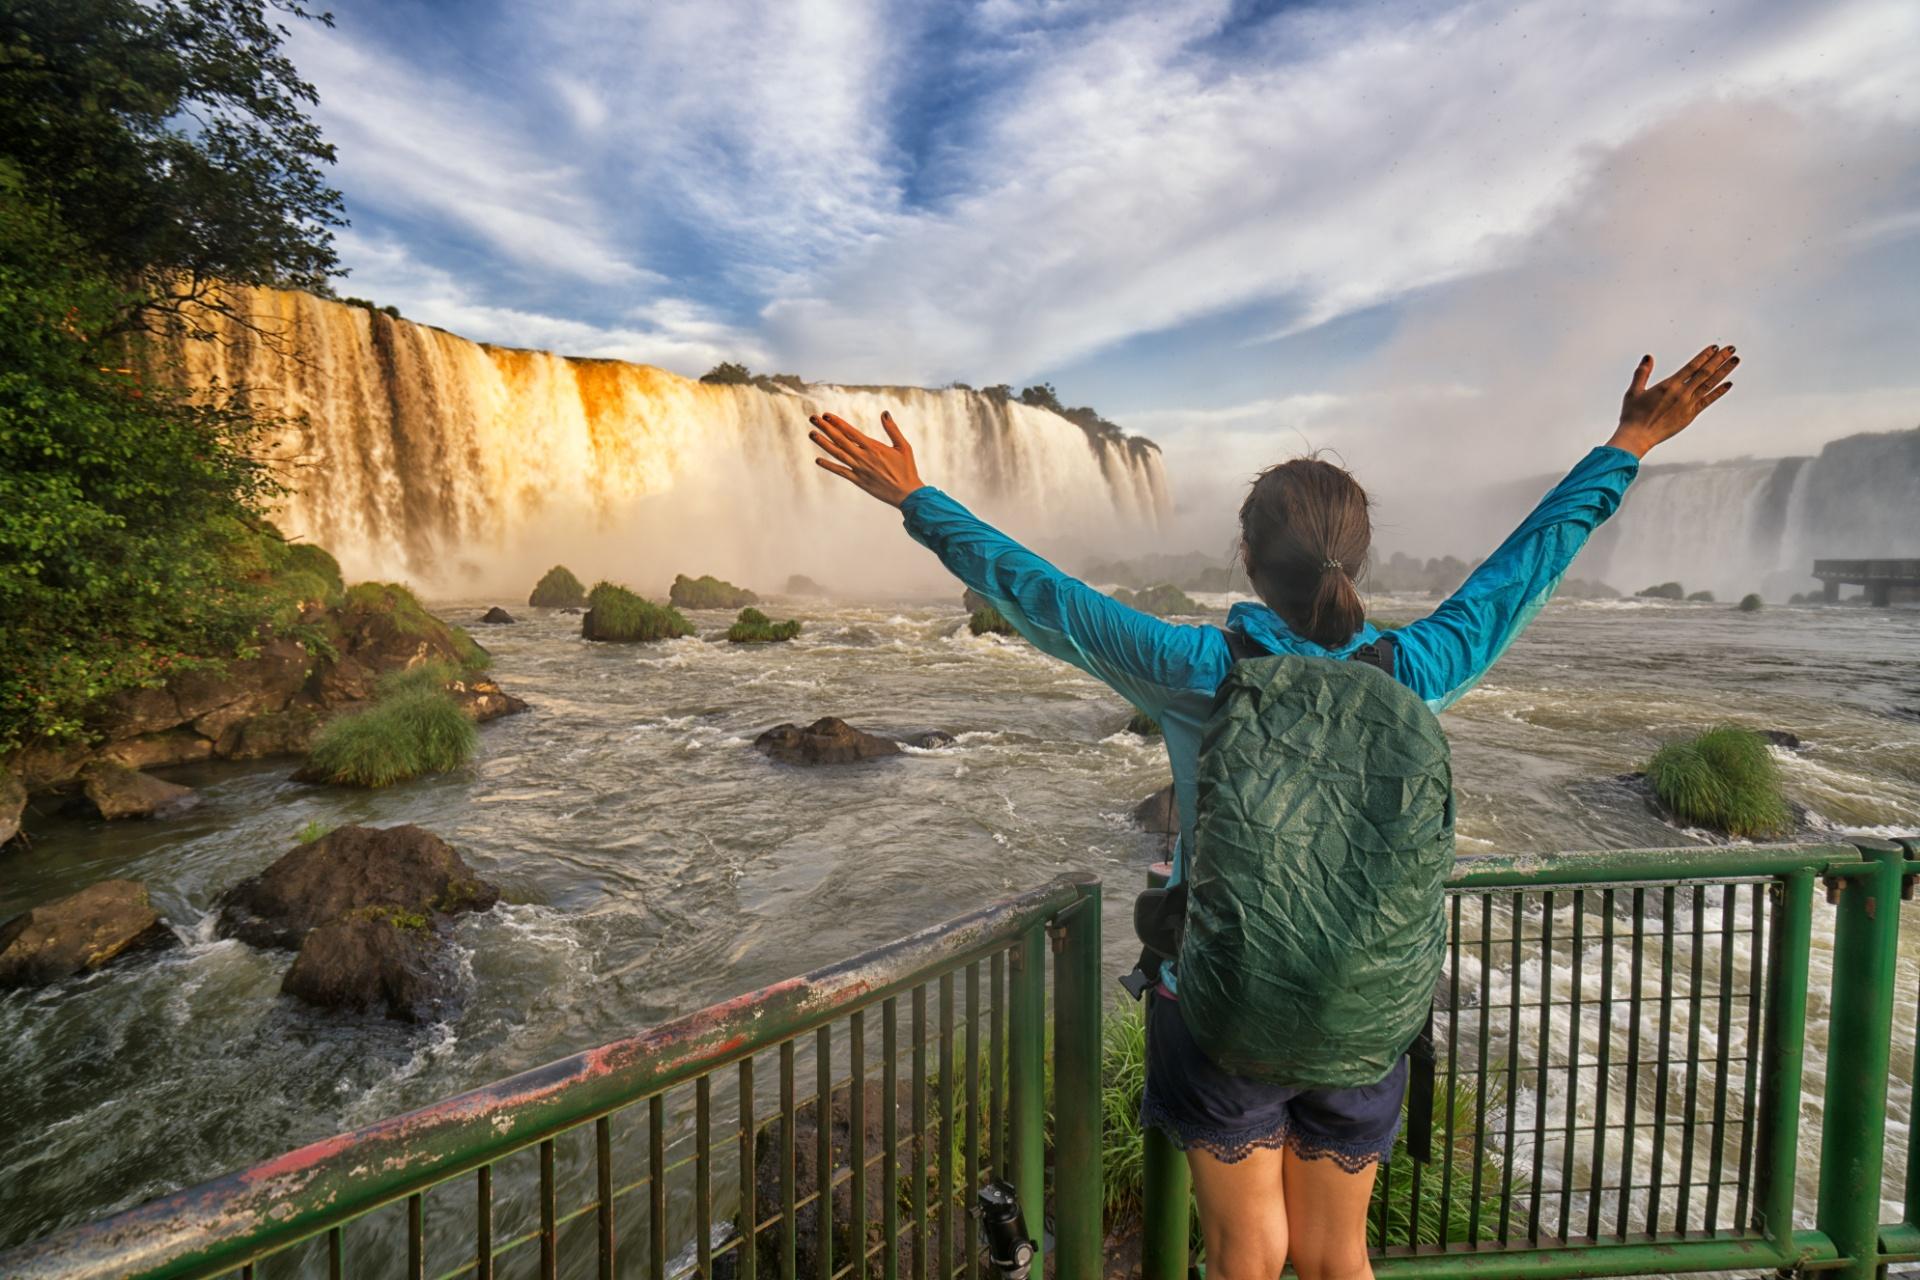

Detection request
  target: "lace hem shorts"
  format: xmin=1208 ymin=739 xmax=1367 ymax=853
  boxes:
xmin=1139 ymin=987 xmax=1406 ymax=1172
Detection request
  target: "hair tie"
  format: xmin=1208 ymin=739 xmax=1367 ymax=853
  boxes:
xmin=1321 ymin=557 xmax=1342 ymax=572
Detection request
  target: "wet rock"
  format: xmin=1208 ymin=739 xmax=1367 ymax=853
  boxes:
xmin=216 ymin=824 xmax=499 ymax=950
xmin=217 ymin=706 xmax=326 ymax=759
xmin=1760 ymin=730 xmax=1803 ymax=751
xmin=479 ymin=606 xmax=516 ymax=625
xmin=786 ymin=574 xmax=828 ymax=597
xmin=1 ymin=771 xmax=25 ymax=846
xmin=77 ymin=762 xmax=197 ymax=820
xmin=962 ymin=588 xmax=992 ymax=614
xmin=98 ymin=729 xmax=215 ymax=771
xmin=0 ymin=879 xmax=173 ymax=987
xmin=900 ymin=730 xmax=956 ymax=750
xmin=1131 ymin=784 xmax=1177 ymax=835
xmin=450 ymin=676 xmax=529 ymax=722
xmin=281 ymin=910 xmax=455 ymax=1022
xmin=754 ymin=717 xmax=902 ymax=765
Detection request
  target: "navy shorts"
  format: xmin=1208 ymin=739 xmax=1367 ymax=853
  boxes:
xmin=1139 ymin=987 xmax=1406 ymax=1171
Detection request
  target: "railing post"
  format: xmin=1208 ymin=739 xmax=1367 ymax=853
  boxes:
xmin=1140 ymin=863 xmax=1190 ymax=1280
xmin=1053 ymin=880 xmax=1104 ymax=1280
xmin=1816 ymin=841 xmax=1905 ymax=1280
xmin=1008 ymin=923 xmax=1048 ymax=1280
xmin=1897 ymin=837 xmax=1920 ymax=1235
xmin=1754 ymin=869 xmax=1814 ymax=1248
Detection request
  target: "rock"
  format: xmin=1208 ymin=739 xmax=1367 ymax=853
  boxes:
xmin=216 ymin=824 xmax=500 ymax=950
xmin=1132 ymin=785 xmax=1177 ymax=835
xmin=281 ymin=911 xmax=455 ymax=1022
xmin=900 ymin=730 xmax=956 ymax=750
xmin=1761 ymin=730 xmax=1803 ymax=751
xmin=754 ymin=718 xmax=902 ymax=765
xmin=1 ymin=771 xmax=26 ymax=846
xmin=77 ymin=763 xmax=197 ymax=820
xmin=962 ymin=588 xmax=992 ymax=614
xmin=98 ymin=730 xmax=215 ymax=771
xmin=217 ymin=706 xmax=326 ymax=759
xmin=479 ymin=606 xmax=516 ymax=625
xmin=785 ymin=574 xmax=828 ymax=597
xmin=92 ymin=685 xmax=183 ymax=741
xmin=450 ymin=676 xmax=529 ymax=722
xmin=0 ymin=879 xmax=173 ymax=987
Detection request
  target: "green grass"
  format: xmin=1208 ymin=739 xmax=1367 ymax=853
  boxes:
xmin=1114 ymin=583 xmax=1200 ymax=616
xmin=295 ymin=819 xmax=332 ymax=844
xmin=727 ymin=607 xmax=801 ymax=643
xmin=303 ymin=687 xmax=477 ymax=787
xmin=342 ymin=581 xmax=491 ymax=671
xmin=1739 ymin=593 xmax=1764 ymax=612
xmin=969 ymin=606 xmax=1016 ymax=636
xmin=528 ymin=564 xmax=588 ymax=608
xmin=375 ymin=658 xmax=461 ymax=699
xmin=668 ymin=573 xmax=758 ymax=609
xmin=583 ymin=582 xmax=695 ymax=642
xmin=1645 ymin=724 xmax=1792 ymax=838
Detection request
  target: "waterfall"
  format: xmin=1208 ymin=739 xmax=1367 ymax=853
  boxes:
xmin=1581 ymin=428 xmax=1920 ymax=599
xmin=166 ymin=287 xmax=1170 ymax=596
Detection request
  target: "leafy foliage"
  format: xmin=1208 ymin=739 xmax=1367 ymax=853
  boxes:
xmin=969 ymin=606 xmax=1016 ymax=637
xmin=583 ymin=583 xmax=696 ymax=642
xmin=669 ymin=573 xmax=758 ymax=610
xmin=1739 ymin=592 xmax=1764 ymax=612
xmin=727 ymin=607 xmax=801 ymax=643
xmin=304 ymin=687 xmax=477 ymax=787
xmin=1646 ymin=725 xmax=1792 ymax=838
xmin=528 ymin=564 xmax=588 ymax=608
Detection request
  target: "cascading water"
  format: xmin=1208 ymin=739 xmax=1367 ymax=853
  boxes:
xmin=166 ymin=287 xmax=1170 ymax=595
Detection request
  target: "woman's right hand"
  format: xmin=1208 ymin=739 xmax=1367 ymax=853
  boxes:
xmin=1606 ymin=344 xmax=1739 ymax=459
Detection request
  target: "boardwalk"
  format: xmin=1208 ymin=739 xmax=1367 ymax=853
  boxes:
xmin=1813 ymin=558 xmax=1920 ymax=605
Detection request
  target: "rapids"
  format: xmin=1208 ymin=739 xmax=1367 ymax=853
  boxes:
xmin=1 ymin=593 xmax=1916 ymax=1254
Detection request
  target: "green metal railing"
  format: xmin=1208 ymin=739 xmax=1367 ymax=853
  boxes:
xmin=0 ymin=876 xmax=1106 ymax=1280
xmin=9 ymin=837 xmax=1920 ymax=1280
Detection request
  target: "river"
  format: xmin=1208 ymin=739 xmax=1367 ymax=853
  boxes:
xmin=2 ymin=593 xmax=1916 ymax=1253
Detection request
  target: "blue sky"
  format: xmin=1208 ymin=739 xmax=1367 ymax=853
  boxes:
xmin=293 ymin=0 xmax=1920 ymax=501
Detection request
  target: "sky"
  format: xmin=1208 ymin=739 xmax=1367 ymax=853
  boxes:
xmin=292 ymin=0 xmax=1920 ymax=511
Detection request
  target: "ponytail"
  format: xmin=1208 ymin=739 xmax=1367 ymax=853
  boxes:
xmin=1238 ymin=459 xmax=1371 ymax=648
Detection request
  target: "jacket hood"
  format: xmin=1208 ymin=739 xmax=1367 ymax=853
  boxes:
xmin=1226 ymin=600 xmax=1381 ymax=660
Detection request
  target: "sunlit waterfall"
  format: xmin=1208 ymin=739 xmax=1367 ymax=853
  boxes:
xmin=166 ymin=287 xmax=1170 ymax=595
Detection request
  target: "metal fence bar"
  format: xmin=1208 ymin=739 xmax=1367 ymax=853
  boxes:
xmin=1051 ymin=884 xmax=1104 ymax=1280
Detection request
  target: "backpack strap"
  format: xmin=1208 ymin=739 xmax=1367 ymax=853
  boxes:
xmin=1350 ymin=632 xmax=1398 ymax=678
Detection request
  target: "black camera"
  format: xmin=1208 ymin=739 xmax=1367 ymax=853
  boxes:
xmin=975 ymin=1180 xmax=1035 ymax=1280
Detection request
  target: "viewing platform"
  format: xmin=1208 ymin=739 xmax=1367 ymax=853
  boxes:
xmin=1813 ymin=558 xmax=1920 ymax=605
xmin=8 ymin=839 xmax=1920 ymax=1280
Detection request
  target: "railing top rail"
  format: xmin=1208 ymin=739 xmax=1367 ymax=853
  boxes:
xmin=1447 ymin=840 xmax=1891 ymax=889
xmin=1 ymin=874 xmax=1096 ymax=1280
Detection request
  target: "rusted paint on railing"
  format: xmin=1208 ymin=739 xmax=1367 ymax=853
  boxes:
xmin=0 ymin=876 xmax=1093 ymax=1280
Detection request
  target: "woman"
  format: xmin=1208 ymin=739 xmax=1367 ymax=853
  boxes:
xmin=807 ymin=344 xmax=1737 ymax=1280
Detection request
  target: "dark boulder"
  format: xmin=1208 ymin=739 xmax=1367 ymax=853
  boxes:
xmin=216 ymin=824 xmax=499 ymax=950
xmin=98 ymin=730 xmax=215 ymax=771
xmin=1761 ymin=730 xmax=1803 ymax=751
xmin=450 ymin=675 xmax=529 ymax=722
xmin=479 ymin=607 xmax=516 ymax=625
xmin=281 ymin=910 xmax=456 ymax=1022
xmin=900 ymin=730 xmax=957 ymax=750
xmin=1131 ymin=784 xmax=1177 ymax=835
xmin=755 ymin=718 xmax=902 ymax=765
xmin=76 ymin=762 xmax=197 ymax=820
xmin=961 ymin=588 xmax=992 ymax=614
xmin=0 ymin=879 xmax=173 ymax=987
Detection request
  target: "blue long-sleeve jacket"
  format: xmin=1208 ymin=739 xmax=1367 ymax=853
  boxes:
xmin=900 ymin=445 xmax=1640 ymax=936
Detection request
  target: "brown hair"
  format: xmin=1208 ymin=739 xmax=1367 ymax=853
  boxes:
xmin=1238 ymin=457 xmax=1370 ymax=648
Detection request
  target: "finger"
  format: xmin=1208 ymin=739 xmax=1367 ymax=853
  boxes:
xmin=809 ymin=414 xmax=865 ymax=456
xmin=1629 ymin=354 xmax=1653 ymax=395
xmin=820 ymin=412 xmax=881 ymax=452
xmin=809 ymin=427 xmax=862 ymax=469
xmin=1696 ymin=354 xmax=1739 ymax=394
xmin=1678 ymin=344 xmax=1725 ymax=384
xmin=879 ymin=410 xmax=912 ymax=453
xmin=814 ymin=457 xmax=857 ymax=481
xmin=1699 ymin=380 xmax=1733 ymax=410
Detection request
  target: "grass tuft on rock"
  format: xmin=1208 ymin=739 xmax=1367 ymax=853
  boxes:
xmin=1636 ymin=581 xmax=1685 ymax=600
xmin=727 ymin=607 xmax=801 ymax=643
xmin=1739 ymin=593 xmax=1764 ymax=612
xmin=1687 ymin=590 xmax=1716 ymax=603
xmin=669 ymin=573 xmax=758 ymax=610
xmin=1114 ymin=583 xmax=1200 ymax=616
xmin=1645 ymin=724 xmax=1792 ymax=838
xmin=969 ymin=605 xmax=1016 ymax=636
xmin=304 ymin=687 xmax=477 ymax=788
xmin=583 ymin=582 xmax=695 ymax=642
xmin=528 ymin=564 xmax=588 ymax=608
xmin=342 ymin=581 xmax=491 ymax=671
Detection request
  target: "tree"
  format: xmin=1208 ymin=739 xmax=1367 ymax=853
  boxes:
xmin=0 ymin=0 xmax=346 ymax=334
xmin=700 ymin=361 xmax=753 ymax=385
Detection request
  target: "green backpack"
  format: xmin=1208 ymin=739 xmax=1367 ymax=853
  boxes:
xmin=1133 ymin=634 xmax=1454 ymax=1090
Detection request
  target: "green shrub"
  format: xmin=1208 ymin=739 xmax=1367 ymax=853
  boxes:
xmin=970 ymin=606 xmax=1016 ymax=636
xmin=1125 ymin=710 xmax=1161 ymax=737
xmin=1115 ymin=583 xmax=1200 ymax=616
xmin=669 ymin=573 xmax=758 ymax=609
xmin=1739 ymin=593 xmax=1764 ymax=612
xmin=1636 ymin=582 xmax=1685 ymax=600
xmin=727 ymin=607 xmax=801 ymax=643
xmin=1687 ymin=590 xmax=1715 ymax=603
xmin=528 ymin=565 xmax=588 ymax=608
xmin=304 ymin=687 xmax=477 ymax=787
xmin=1645 ymin=725 xmax=1792 ymax=838
xmin=344 ymin=581 xmax=491 ymax=671
xmin=583 ymin=582 xmax=695 ymax=642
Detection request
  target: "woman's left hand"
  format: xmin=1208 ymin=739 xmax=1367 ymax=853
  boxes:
xmin=808 ymin=411 xmax=926 ymax=508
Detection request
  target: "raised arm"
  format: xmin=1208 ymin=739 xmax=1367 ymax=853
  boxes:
xmin=1395 ymin=343 xmax=1740 ymax=711
xmin=807 ymin=411 xmax=1222 ymax=716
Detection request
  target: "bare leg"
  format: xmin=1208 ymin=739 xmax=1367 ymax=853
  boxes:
xmin=1281 ymin=1149 xmax=1378 ymax=1280
xmin=1186 ymin=1144 xmax=1289 ymax=1280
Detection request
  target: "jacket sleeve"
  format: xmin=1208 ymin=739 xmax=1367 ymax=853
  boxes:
xmin=899 ymin=487 xmax=1224 ymax=717
xmin=1393 ymin=445 xmax=1639 ymax=712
